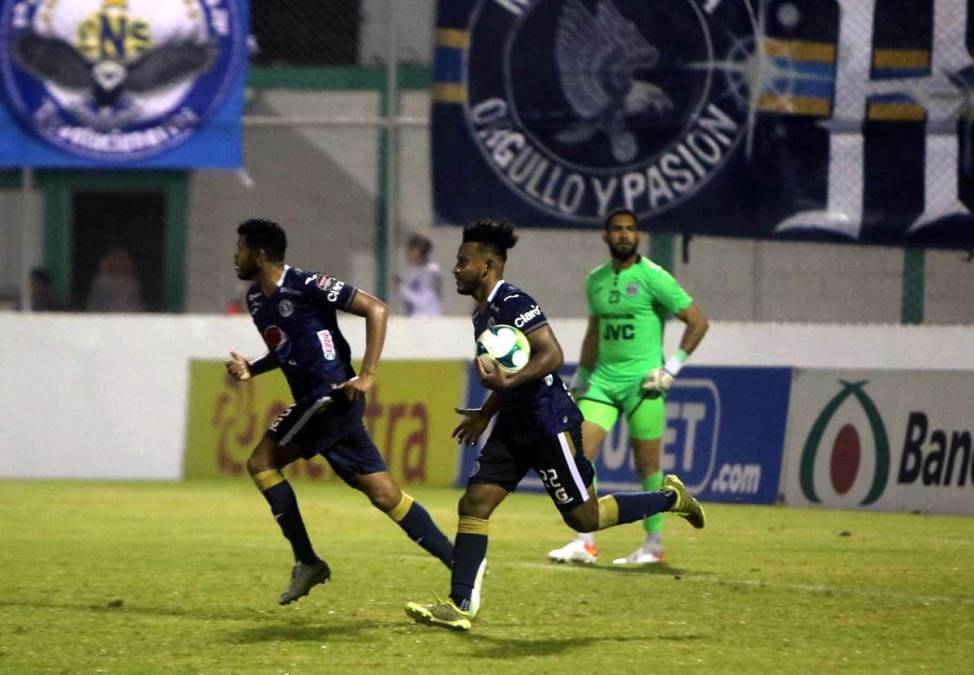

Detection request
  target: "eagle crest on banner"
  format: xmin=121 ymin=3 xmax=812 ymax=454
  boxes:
xmin=554 ymin=0 xmax=673 ymax=162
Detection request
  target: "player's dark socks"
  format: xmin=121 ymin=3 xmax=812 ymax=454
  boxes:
xmin=449 ymin=516 xmax=489 ymax=611
xmin=254 ymin=470 xmax=320 ymax=565
xmin=596 ymin=492 xmax=676 ymax=529
xmin=387 ymin=493 xmax=454 ymax=568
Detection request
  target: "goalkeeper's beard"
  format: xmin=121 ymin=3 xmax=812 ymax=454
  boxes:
xmin=609 ymin=243 xmax=637 ymax=262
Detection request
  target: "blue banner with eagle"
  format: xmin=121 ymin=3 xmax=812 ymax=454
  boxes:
xmin=0 ymin=0 xmax=247 ymax=168
xmin=433 ymin=0 xmax=974 ymax=249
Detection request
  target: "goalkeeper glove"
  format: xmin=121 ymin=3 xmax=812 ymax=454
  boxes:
xmin=570 ymin=367 xmax=592 ymax=399
xmin=642 ymin=350 xmax=688 ymax=397
xmin=642 ymin=367 xmax=674 ymax=396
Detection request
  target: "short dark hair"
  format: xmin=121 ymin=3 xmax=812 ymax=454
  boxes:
xmin=238 ymin=218 xmax=287 ymax=261
xmin=407 ymin=233 xmax=433 ymax=257
xmin=462 ymin=219 xmax=518 ymax=260
xmin=604 ymin=208 xmax=638 ymax=230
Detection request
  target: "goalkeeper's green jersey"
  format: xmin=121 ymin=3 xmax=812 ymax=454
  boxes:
xmin=585 ymin=256 xmax=692 ymax=379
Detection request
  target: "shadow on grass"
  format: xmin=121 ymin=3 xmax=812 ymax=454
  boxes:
xmin=459 ymin=631 xmax=703 ymax=658
xmin=232 ymin=621 xmax=372 ymax=643
xmin=0 ymin=599 xmax=283 ymax=623
xmin=579 ymin=561 xmax=691 ymax=576
xmin=0 ymin=599 xmax=377 ymax=644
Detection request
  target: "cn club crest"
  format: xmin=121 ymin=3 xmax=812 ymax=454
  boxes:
xmin=464 ymin=0 xmax=755 ymax=223
xmin=0 ymin=0 xmax=246 ymax=161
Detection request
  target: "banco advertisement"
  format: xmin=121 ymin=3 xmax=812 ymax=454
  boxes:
xmin=782 ymin=369 xmax=974 ymax=515
xmin=458 ymin=363 xmax=792 ymax=504
xmin=184 ymin=360 xmax=466 ymax=486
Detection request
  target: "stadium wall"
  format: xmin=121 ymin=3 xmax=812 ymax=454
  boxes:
xmin=2 ymin=314 xmax=973 ymax=484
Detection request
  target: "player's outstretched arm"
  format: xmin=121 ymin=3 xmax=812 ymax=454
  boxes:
xmin=225 ymin=350 xmax=279 ymax=380
xmin=338 ymin=290 xmax=389 ymax=399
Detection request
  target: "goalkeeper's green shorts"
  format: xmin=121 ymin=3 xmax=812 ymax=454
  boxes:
xmin=576 ymin=371 xmax=665 ymax=441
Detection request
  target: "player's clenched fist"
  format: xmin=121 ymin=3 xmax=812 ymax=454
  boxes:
xmin=642 ymin=367 xmax=674 ymax=397
xmin=225 ymin=351 xmax=252 ymax=381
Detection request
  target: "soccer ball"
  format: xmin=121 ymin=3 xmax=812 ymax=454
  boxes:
xmin=476 ymin=324 xmax=531 ymax=374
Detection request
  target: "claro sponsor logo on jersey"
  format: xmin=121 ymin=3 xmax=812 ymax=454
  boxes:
xmin=0 ymin=0 xmax=246 ymax=161
xmin=514 ymin=304 xmax=542 ymax=328
xmin=314 ymin=275 xmax=345 ymax=303
xmin=800 ymin=380 xmax=974 ymax=505
xmin=463 ymin=0 xmax=753 ymax=223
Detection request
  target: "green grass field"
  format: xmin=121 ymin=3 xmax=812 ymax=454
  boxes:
xmin=2 ymin=480 xmax=972 ymax=674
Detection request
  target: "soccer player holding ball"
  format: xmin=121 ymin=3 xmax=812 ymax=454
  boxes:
xmin=548 ymin=208 xmax=709 ymax=566
xmin=405 ymin=218 xmax=706 ymax=631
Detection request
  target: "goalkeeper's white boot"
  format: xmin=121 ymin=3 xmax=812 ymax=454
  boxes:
xmin=547 ymin=538 xmax=598 ymax=564
xmin=612 ymin=546 xmax=664 ymax=566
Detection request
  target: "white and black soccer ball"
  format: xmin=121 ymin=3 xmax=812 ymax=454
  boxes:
xmin=476 ymin=324 xmax=531 ymax=374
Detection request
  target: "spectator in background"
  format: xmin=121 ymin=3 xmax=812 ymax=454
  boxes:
xmin=29 ymin=268 xmax=64 ymax=311
xmin=395 ymin=233 xmax=442 ymax=317
xmin=86 ymin=248 xmax=146 ymax=313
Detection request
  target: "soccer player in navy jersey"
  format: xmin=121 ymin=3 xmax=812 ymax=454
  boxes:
xmin=405 ymin=219 xmax=706 ymax=631
xmin=225 ymin=218 xmax=454 ymax=605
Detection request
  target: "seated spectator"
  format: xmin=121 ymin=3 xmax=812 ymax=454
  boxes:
xmin=86 ymin=248 xmax=146 ymax=313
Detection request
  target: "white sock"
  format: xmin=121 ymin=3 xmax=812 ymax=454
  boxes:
xmin=576 ymin=532 xmax=595 ymax=546
xmin=643 ymin=533 xmax=662 ymax=553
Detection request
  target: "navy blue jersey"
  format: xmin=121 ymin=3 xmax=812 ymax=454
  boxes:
xmin=472 ymin=280 xmax=582 ymax=443
xmin=246 ymin=265 xmax=358 ymax=401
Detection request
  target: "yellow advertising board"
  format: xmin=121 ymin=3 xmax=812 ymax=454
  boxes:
xmin=184 ymin=360 xmax=467 ymax=487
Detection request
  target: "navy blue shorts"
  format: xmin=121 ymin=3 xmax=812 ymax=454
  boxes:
xmin=468 ymin=424 xmax=594 ymax=513
xmin=267 ymin=394 xmax=387 ymax=483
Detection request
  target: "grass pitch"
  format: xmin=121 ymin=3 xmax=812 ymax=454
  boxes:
xmin=1 ymin=480 xmax=972 ymax=674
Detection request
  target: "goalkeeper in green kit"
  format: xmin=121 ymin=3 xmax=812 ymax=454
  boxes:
xmin=548 ymin=209 xmax=709 ymax=565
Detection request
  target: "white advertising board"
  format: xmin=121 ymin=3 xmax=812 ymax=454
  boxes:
xmin=782 ymin=369 xmax=974 ymax=515
xmin=2 ymin=315 xmax=974 ymax=481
